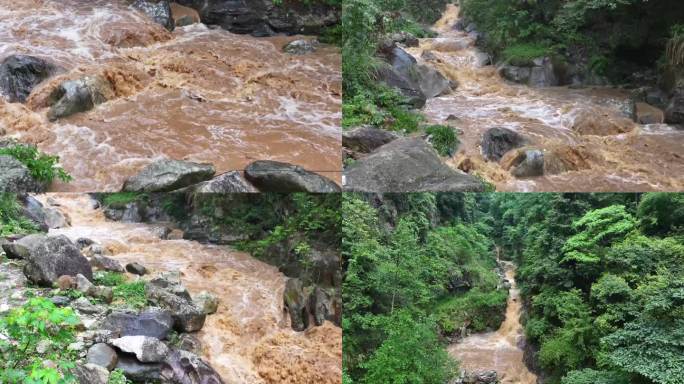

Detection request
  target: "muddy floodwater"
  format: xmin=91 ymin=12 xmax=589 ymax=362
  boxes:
xmin=448 ymin=261 xmax=537 ymax=384
xmin=408 ymin=4 xmax=684 ymax=192
xmin=0 ymin=0 xmax=341 ymax=191
xmin=39 ymin=194 xmax=342 ymax=384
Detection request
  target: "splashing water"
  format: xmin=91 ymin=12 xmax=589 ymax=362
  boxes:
xmin=408 ymin=4 xmax=684 ymax=192
xmin=37 ymin=194 xmax=342 ymax=384
xmin=0 ymin=0 xmax=341 ymax=191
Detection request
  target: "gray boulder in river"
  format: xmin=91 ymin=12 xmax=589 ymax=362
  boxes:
xmin=11 ymin=234 xmax=93 ymax=286
xmin=47 ymin=76 xmax=111 ymax=121
xmin=122 ymin=159 xmax=216 ymax=192
xmin=0 ymin=54 xmax=60 ymax=103
xmin=343 ymin=137 xmax=486 ymax=192
xmin=481 ymin=127 xmax=527 ymax=161
xmin=244 ymin=160 xmax=341 ymax=193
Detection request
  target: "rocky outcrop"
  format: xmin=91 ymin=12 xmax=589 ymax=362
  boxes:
xmin=481 ymin=127 xmax=527 ymax=161
xmin=11 ymin=235 xmax=93 ymax=286
xmin=343 ymin=137 xmax=486 ymax=192
xmin=343 ymin=126 xmax=399 ymax=154
xmin=47 ymin=76 xmax=112 ymax=121
xmin=284 ymin=278 xmax=309 ymax=332
xmin=498 ymin=57 xmax=558 ymax=87
xmin=145 ymin=272 xmax=206 ymax=332
xmin=665 ymin=87 xmax=684 ymax=124
xmin=0 ymin=55 xmax=60 ymax=103
xmin=244 ymin=160 xmax=341 ymax=192
xmin=122 ymin=159 xmax=216 ymax=192
xmin=376 ymin=46 xmax=452 ymax=108
xmin=132 ymin=0 xmax=175 ymax=31
xmin=0 ymin=155 xmax=43 ymax=193
xmin=175 ymin=0 xmax=340 ymax=36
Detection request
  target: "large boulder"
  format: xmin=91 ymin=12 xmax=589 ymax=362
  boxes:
xmin=0 ymin=55 xmax=60 ymax=103
xmin=43 ymin=207 xmax=70 ymax=229
xmin=122 ymin=159 xmax=215 ymax=192
xmin=571 ymin=110 xmax=635 ymax=136
xmin=132 ymin=0 xmax=175 ymax=31
xmin=498 ymin=57 xmax=558 ymax=87
xmin=377 ymin=46 xmax=452 ymax=108
xmin=87 ymin=343 xmax=119 ymax=371
xmin=283 ymin=39 xmax=318 ymax=55
xmin=20 ymin=235 xmax=92 ymax=286
xmin=161 ymin=349 xmax=225 ymax=384
xmin=244 ymin=160 xmax=340 ymax=193
xmin=17 ymin=194 xmax=50 ymax=231
xmin=343 ymin=137 xmax=486 ymax=192
xmin=91 ymin=255 xmax=125 ymax=273
xmin=342 ymin=126 xmax=399 ymax=154
xmin=309 ymin=287 xmax=334 ymax=326
xmin=100 ymin=308 xmax=174 ymax=340
xmin=175 ymin=0 xmax=339 ymax=36
xmin=284 ymin=278 xmax=309 ymax=332
xmin=481 ymin=127 xmax=527 ymax=161
xmin=0 ymin=155 xmax=42 ymax=193
xmin=47 ymin=76 xmax=111 ymax=121
xmin=193 ymin=291 xmax=219 ymax=315
xmin=170 ymin=3 xmax=200 ymax=27
xmin=145 ymin=273 xmax=206 ymax=332
xmin=110 ymin=336 xmax=170 ymax=363
xmin=189 ymin=171 xmax=258 ymax=193
xmin=633 ymin=102 xmax=664 ymax=124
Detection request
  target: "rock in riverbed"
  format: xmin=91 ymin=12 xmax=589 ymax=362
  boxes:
xmin=244 ymin=160 xmax=341 ymax=193
xmin=0 ymin=54 xmax=60 ymax=103
xmin=344 ymin=137 xmax=486 ymax=192
xmin=145 ymin=273 xmax=206 ymax=332
xmin=343 ymin=126 xmax=399 ymax=154
xmin=87 ymin=343 xmax=119 ymax=371
xmin=47 ymin=76 xmax=111 ymax=121
xmin=122 ymin=159 xmax=216 ymax=192
xmin=0 ymin=155 xmax=43 ymax=193
xmin=283 ymin=39 xmax=318 ymax=55
xmin=132 ymin=0 xmax=175 ymax=31
xmin=100 ymin=308 xmax=174 ymax=339
xmin=481 ymin=127 xmax=527 ymax=161
xmin=15 ymin=234 xmax=93 ymax=286
xmin=189 ymin=171 xmax=258 ymax=193
xmin=110 ymin=335 xmax=170 ymax=363
xmin=284 ymin=278 xmax=309 ymax=332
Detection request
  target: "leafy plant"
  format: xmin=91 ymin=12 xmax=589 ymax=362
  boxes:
xmin=0 ymin=144 xmax=71 ymax=184
xmin=425 ymin=125 xmax=458 ymax=156
xmin=93 ymin=271 xmax=127 ymax=287
xmin=108 ymin=369 xmax=131 ymax=384
xmin=0 ymin=297 xmax=80 ymax=383
xmin=113 ymin=281 xmax=147 ymax=309
xmin=0 ymin=193 xmax=39 ymax=236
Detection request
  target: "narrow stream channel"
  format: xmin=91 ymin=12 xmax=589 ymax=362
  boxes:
xmin=36 ymin=194 xmax=342 ymax=384
xmin=448 ymin=261 xmax=537 ymax=384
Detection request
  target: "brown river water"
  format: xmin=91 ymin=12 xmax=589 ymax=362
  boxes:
xmin=448 ymin=261 xmax=537 ymax=384
xmin=408 ymin=4 xmax=683 ymax=192
xmin=0 ymin=0 xmax=341 ymax=191
xmin=37 ymin=194 xmax=342 ymax=384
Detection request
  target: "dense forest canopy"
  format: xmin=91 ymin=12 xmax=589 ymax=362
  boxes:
xmin=342 ymin=192 xmax=684 ymax=384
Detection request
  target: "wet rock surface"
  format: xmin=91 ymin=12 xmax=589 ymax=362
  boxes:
xmin=47 ymin=76 xmax=111 ymax=121
xmin=344 ymin=137 xmax=486 ymax=192
xmin=17 ymin=235 xmax=93 ymax=286
xmin=283 ymin=39 xmax=319 ymax=55
xmin=244 ymin=160 xmax=341 ymax=193
xmin=343 ymin=126 xmax=399 ymax=154
xmin=189 ymin=171 xmax=258 ymax=193
xmin=283 ymin=278 xmax=309 ymax=332
xmin=122 ymin=159 xmax=216 ymax=192
xmin=481 ymin=127 xmax=527 ymax=161
xmin=0 ymin=54 xmax=60 ymax=103
xmin=100 ymin=308 xmax=174 ymax=339
xmin=0 ymin=156 xmax=43 ymax=193
xmin=145 ymin=272 xmax=207 ymax=332
xmin=132 ymin=0 xmax=175 ymax=31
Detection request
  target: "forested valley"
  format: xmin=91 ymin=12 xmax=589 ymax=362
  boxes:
xmin=342 ymin=192 xmax=684 ymax=384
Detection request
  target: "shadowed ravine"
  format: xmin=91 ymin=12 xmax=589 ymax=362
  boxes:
xmin=448 ymin=260 xmax=537 ymax=384
xmin=37 ymin=194 xmax=342 ymax=384
xmin=0 ymin=0 xmax=341 ymax=191
xmin=408 ymin=4 xmax=684 ymax=192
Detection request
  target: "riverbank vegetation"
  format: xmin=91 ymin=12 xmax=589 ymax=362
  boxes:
xmin=460 ymin=0 xmax=684 ymax=83
xmin=342 ymin=0 xmax=454 ymax=147
xmin=342 ymin=192 xmax=684 ymax=384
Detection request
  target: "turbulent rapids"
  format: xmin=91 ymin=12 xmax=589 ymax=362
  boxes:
xmin=37 ymin=194 xmax=342 ymax=384
xmin=448 ymin=261 xmax=537 ymax=384
xmin=0 ymin=0 xmax=341 ymax=191
xmin=408 ymin=4 xmax=684 ymax=192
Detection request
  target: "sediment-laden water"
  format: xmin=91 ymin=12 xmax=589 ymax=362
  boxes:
xmin=37 ymin=194 xmax=342 ymax=384
xmin=408 ymin=4 xmax=683 ymax=192
xmin=448 ymin=261 xmax=537 ymax=384
xmin=0 ymin=0 xmax=341 ymax=191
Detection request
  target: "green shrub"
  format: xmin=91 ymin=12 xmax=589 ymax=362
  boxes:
xmin=93 ymin=271 xmax=127 ymax=287
xmin=0 ymin=144 xmax=71 ymax=184
xmin=502 ymin=43 xmax=552 ymax=66
xmin=0 ymin=297 xmax=80 ymax=383
xmin=0 ymin=193 xmax=39 ymax=236
xmin=102 ymin=193 xmax=145 ymax=208
xmin=113 ymin=281 xmax=147 ymax=309
xmin=108 ymin=369 xmax=130 ymax=384
xmin=425 ymin=125 xmax=458 ymax=156
xmin=435 ymin=288 xmax=508 ymax=335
